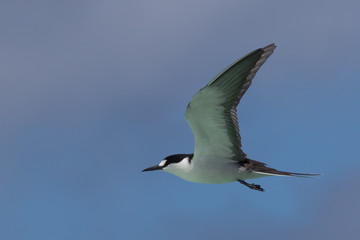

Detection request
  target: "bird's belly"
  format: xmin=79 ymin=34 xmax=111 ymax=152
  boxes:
xmin=169 ymin=161 xmax=259 ymax=184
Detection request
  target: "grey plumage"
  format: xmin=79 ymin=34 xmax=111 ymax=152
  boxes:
xmin=143 ymin=43 xmax=319 ymax=191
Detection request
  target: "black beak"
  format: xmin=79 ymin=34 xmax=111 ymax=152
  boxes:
xmin=142 ymin=165 xmax=163 ymax=172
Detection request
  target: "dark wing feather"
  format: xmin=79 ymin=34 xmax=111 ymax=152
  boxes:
xmin=185 ymin=44 xmax=276 ymax=162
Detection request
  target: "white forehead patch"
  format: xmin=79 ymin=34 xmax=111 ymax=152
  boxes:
xmin=158 ymin=160 xmax=167 ymax=167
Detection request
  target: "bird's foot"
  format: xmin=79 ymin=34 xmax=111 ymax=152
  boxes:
xmin=237 ymin=179 xmax=264 ymax=192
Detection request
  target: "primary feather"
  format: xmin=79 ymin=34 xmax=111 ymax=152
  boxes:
xmin=185 ymin=43 xmax=276 ymax=163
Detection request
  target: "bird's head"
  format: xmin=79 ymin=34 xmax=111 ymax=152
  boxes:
xmin=142 ymin=154 xmax=194 ymax=172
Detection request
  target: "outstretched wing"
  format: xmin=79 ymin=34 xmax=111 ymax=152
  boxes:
xmin=185 ymin=44 xmax=276 ymax=162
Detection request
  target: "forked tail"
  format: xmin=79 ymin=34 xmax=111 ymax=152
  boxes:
xmin=242 ymin=158 xmax=320 ymax=177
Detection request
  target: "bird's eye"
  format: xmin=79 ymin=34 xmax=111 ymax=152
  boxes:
xmin=158 ymin=160 xmax=167 ymax=167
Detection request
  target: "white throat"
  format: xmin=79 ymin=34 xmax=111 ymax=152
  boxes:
xmin=164 ymin=157 xmax=192 ymax=172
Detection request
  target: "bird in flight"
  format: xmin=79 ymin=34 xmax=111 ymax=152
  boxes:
xmin=143 ymin=43 xmax=318 ymax=191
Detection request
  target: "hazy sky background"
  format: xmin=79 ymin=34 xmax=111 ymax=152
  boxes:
xmin=1 ymin=0 xmax=360 ymax=239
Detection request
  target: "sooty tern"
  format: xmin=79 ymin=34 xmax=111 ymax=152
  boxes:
xmin=143 ymin=43 xmax=318 ymax=191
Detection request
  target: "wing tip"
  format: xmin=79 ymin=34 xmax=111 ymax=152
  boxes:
xmin=237 ymin=43 xmax=276 ymax=99
xmin=263 ymin=43 xmax=276 ymax=50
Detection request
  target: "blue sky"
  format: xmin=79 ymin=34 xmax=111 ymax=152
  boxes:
xmin=1 ymin=0 xmax=360 ymax=239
